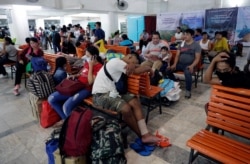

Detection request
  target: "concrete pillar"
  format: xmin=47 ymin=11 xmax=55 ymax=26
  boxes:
xmin=100 ymin=12 xmax=119 ymax=40
xmin=7 ymin=6 xmax=30 ymax=45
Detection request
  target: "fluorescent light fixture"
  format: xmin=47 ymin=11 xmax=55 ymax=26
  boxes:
xmin=13 ymin=5 xmax=42 ymax=10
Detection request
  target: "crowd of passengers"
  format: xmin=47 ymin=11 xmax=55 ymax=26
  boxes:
xmin=1 ymin=22 xmax=250 ymax=147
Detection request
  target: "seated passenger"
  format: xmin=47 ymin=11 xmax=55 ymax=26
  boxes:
xmin=194 ymin=28 xmax=202 ymax=41
xmin=0 ymin=36 xmax=17 ymax=78
xmin=244 ymin=50 xmax=250 ymax=74
xmin=48 ymin=46 xmax=103 ymax=120
xmin=18 ymin=37 xmax=30 ymax=50
xmin=199 ymin=32 xmax=212 ymax=60
xmin=208 ymin=31 xmax=229 ymax=61
xmin=159 ymin=46 xmax=172 ymax=77
xmin=92 ymin=53 xmax=160 ymax=145
xmin=168 ymin=29 xmax=201 ymax=98
xmin=53 ymin=56 xmax=67 ymax=86
xmin=204 ymin=51 xmax=250 ymax=89
xmin=174 ymin=27 xmax=183 ymax=44
xmin=13 ymin=37 xmax=43 ymax=96
xmin=119 ymin=34 xmax=135 ymax=52
xmin=141 ymin=31 xmax=170 ymax=72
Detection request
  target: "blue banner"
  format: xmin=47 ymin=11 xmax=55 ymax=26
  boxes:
xmin=235 ymin=7 xmax=250 ymax=44
xmin=205 ymin=7 xmax=238 ymax=42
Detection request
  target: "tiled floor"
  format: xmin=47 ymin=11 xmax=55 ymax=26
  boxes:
xmin=0 ymin=47 xmax=249 ymax=164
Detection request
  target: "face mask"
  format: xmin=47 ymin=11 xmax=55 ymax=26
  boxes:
xmin=215 ymin=71 xmax=232 ymax=80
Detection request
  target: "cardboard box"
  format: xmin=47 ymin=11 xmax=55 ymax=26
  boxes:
xmin=53 ymin=149 xmax=86 ymax=164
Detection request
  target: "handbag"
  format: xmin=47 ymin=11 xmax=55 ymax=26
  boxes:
xmin=103 ymin=63 xmax=128 ymax=95
xmin=40 ymin=101 xmax=61 ymax=128
xmin=55 ymin=78 xmax=85 ymax=96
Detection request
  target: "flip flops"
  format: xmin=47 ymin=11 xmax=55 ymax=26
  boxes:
xmin=155 ymin=131 xmax=171 ymax=148
xmin=130 ymin=138 xmax=156 ymax=156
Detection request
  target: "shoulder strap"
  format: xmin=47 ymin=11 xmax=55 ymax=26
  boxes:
xmin=104 ymin=63 xmax=113 ymax=81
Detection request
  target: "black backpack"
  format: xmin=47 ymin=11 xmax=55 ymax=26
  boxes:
xmin=27 ymin=71 xmax=55 ymax=99
xmin=91 ymin=116 xmax=127 ymax=164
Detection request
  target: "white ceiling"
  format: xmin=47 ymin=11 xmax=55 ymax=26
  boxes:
xmin=0 ymin=0 xmax=249 ymax=20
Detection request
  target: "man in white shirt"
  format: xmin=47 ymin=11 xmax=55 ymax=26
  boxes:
xmin=141 ymin=31 xmax=170 ymax=72
xmin=92 ymin=54 xmax=160 ymax=144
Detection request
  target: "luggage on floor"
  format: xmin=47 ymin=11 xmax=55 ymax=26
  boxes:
xmin=53 ymin=149 xmax=86 ymax=164
xmin=46 ymin=128 xmax=61 ymax=164
xmin=27 ymin=71 xmax=55 ymax=99
xmin=90 ymin=116 xmax=127 ymax=164
xmin=59 ymin=106 xmax=93 ymax=157
xmin=40 ymin=100 xmax=61 ymax=128
xmin=28 ymin=92 xmax=46 ymax=121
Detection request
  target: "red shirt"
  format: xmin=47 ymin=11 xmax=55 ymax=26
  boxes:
xmin=78 ymin=62 xmax=103 ymax=91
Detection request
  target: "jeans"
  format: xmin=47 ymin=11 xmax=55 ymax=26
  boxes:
xmin=0 ymin=55 xmax=12 ymax=75
xmin=53 ymin=44 xmax=61 ymax=54
xmin=166 ymin=63 xmax=192 ymax=91
xmin=177 ymin=64 xmax=192 ymax=91
xmin=48 ymin=89 xmax=91 ymax=119
xmin=15 ymin=62 xmax=25 ymax=85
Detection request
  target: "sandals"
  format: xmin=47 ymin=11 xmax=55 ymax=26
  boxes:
xmin=155 ymin=131 xmax=171 ymax=148
xmin=130 ymin=138 xmax=156 ymax=156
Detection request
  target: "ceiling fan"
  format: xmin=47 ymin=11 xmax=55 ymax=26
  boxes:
xmin=117 ymin=0 xmax=128 ymax=10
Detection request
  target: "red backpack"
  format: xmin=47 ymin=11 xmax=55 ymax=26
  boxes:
xmin=58 ymin=106 xmax=93 ymax=157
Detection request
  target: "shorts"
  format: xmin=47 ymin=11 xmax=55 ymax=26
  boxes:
xmin=92 ymin=92 xmax=135 ymax=112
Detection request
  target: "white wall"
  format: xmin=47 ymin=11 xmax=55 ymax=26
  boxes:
xmin=61 ymin=0 xmax=147 ymax=14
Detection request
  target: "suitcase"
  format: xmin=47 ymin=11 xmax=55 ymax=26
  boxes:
xmin=53 ymin=149 xmax=86 ymax=164
xmin=28 ymin=92 xmax=46 ymax=121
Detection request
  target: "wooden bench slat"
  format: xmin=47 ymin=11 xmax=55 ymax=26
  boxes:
xmin=208 ymin=106 xmax=250 ymax=127
xmin=191 ymin=133 xmax=250 ymax=159
xmin=212 ymin=89 xmax=250 ymax=107
xmin=207 ymin=118 xmax=250 ymax=138
xmin=211 ymin=96 xmax=250 ymax=111
xmin=187 ymin=85 xmax=250 ymax=163
xmin=213 ymin=85 xmax=250 ymax=97
xmin=200 ymin=130 xmax=250 ymax=151
xmin=209 ymin=102 xmax=250 ymax=118
xmin=187 ymin=130 xmax=250 ymax=163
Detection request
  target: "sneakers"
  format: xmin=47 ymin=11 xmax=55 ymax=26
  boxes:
xmin=13 ymin=85 xmax=21 ymax=96
xmin=1 ymin=73 xmax=8 ymax=78
xmin=185 ymin=91 xmax=191 ymax=99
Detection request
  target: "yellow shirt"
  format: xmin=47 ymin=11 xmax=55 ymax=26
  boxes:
xmin=212 ymin=37 xmax=229 ymax=52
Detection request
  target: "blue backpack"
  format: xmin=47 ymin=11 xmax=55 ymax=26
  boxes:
xmin=31 ymin=57 xmax=48 ymax=72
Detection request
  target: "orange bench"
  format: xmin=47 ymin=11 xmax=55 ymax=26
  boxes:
xmin=43 ymin=53 xmax=79 ymax=75
xmin=170 ymin=50 xmax=203 ymax=87
xmin=186 ymin=85 xmax=250 ymax=163
xmin=105 ymin=45 xmax=131 ymax=55
xmin=83 ymin=73 xmax=163 ymax=123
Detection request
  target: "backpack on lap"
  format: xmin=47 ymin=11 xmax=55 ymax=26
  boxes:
xmin=31 ymin=56 xmax=48 ymax=72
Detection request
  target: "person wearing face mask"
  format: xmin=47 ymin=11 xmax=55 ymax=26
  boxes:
xmin=204 ymin=51 xmax=250 ymax=89
xmin=48 ymin=46 xmax=103 ymax=122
